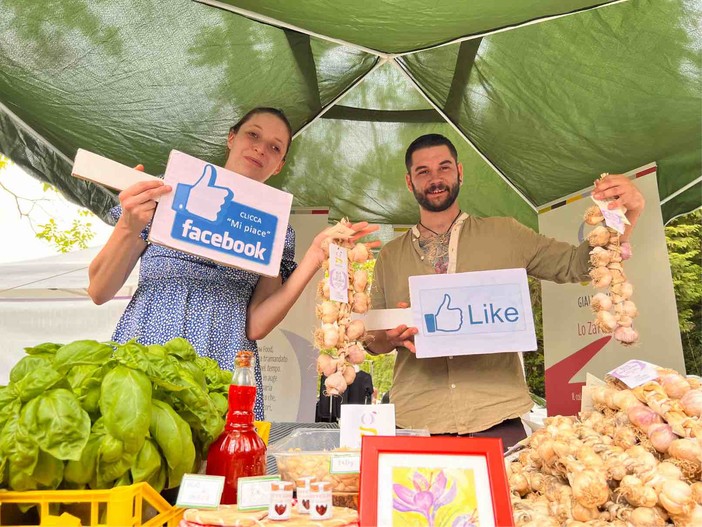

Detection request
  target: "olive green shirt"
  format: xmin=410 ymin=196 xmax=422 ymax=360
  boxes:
xmin=370 ymin=214 xmax=591 ymax=434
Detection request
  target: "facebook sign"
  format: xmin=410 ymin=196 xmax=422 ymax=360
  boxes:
xmin=409 ymin=268 xmax=537 ymax=358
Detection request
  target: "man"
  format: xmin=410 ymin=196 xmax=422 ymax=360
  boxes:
xmin=315 ymin=367 xmax=374 ymax=422
xmin=367 ymin=134 xmax=645 ymax=448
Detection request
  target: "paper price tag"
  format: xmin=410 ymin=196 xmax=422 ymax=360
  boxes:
xmin=237 ymin=475 xmax=281 ymax=511
xmin=591 ymin=196 xmax=630 ymax=235
xmin=330 ymin=454 xmax=360 ymax=474
xmin=175 ymin=474 xmax=225 ymax=509
xmin=328 ymin=243 xmax=349 ymax=303
xmin=608 ymin=359 xmax=659 ymax=388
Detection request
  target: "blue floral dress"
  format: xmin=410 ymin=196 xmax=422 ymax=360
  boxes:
xmin=109 ymin=206 xmax=297 ymax=420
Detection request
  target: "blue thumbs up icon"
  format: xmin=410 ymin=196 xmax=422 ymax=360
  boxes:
xmin=172 ymin=164 xmax=233 ymax=223
xmin=424 ymin=294 xmax=464 ymax=333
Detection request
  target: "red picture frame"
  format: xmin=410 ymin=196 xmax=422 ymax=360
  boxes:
xmin=359 ymin=436 xmax=514 ymax=527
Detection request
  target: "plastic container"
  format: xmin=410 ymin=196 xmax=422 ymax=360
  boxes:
xmin=0 ymin=482 xmax=183 ymax=526
xmin=269 ymin=428 xmax=429 ymax=493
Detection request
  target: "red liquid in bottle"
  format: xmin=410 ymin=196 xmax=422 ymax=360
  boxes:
xmin=206 ymin=352 xmax=266 ymax=504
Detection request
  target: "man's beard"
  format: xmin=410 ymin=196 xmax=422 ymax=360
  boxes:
xmin=411 ymin=180 xmax=460 ymax=212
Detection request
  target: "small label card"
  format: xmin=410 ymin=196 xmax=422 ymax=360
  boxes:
xmin=237 ymin=475 xmax=281 ymax=511
xmin=608 ymin=359 xmax=659 ymax=388
xmin=330 ymin=454 xmax=361 ymax=474
xmin=340 ymin=404 xmax=395 ymax=449
xmin=591 ymin=195 xmax=630 ymax=235
xmin=176 ymin=474 xmax=225 ymax=509
xmin=328 ymin=243 xmax=349 ymax=303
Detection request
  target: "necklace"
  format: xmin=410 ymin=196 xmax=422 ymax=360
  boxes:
xmin=417 ymin=210 xmax=462 ymax=274
xmin=418 ymin=210 xmax=462 ymax=237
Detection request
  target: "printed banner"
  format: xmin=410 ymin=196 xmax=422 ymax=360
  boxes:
xmin=539 ymin=165 xmax=685 ymax=416
xmin=257 ymin=209 xmax=329 ymax=422
xmin=150 ymin=151 xmax=293 ymax=277
xmin=409 ymin=269 xmax=536 ymax=358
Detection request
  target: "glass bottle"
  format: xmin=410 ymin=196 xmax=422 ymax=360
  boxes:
xmin=206 ymin=350 xmax=266 ymax=504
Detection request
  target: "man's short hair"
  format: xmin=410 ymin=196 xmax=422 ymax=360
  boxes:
xmin=405 ymin=134 xmax=458 ymax=172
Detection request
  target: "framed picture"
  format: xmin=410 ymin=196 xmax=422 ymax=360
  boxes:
xmin=359 ymin=436 xmax=514 ymax=527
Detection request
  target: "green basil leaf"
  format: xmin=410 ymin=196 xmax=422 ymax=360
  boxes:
xmin=19 ymin=389 xmax=91 ymax=461
xmin=149 ymin=399 xmax=195 ymax=489
xmin=163 ymin=337 xmax=197 ymax=361
xmin=9 ymin=356 xmax=52 ymax=383
xmin=64 ymin=433 xmax=103 ymax=485
xmin=31 ymin=450 xmax=64 ymax=490
xmin=53 ymin=340 xmax=114 ymax=373
xmin=23 ymin=342 xmax=62 ymax=356
xmin=14 ymin=366 xmax=65 ymax=402
xmin=99 ymin=366 xmax=151 ymax=454
xmin=131 ymin=438 xmax=163 ymax=486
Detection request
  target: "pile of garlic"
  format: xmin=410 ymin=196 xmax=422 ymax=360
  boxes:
xmin=508 ymin=369 xmax=702 ymax=526
xmin=314 ymin=221 xmax=373 ymax=397
xmin=584 ymin=203 xmax=639 ymax=346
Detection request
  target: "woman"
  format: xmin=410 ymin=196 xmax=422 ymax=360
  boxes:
xmin=88 ymin=107 xmax=376 ymax=419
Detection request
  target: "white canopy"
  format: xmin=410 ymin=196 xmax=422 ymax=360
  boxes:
xmin=0 ymin=246 xmax=137 ymax=384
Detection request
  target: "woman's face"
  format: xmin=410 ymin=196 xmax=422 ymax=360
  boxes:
xmin=225 ymin=112 xmax=290 ymax=183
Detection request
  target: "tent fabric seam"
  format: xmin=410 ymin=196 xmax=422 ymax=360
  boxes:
xmin=193 ymin=0 xmax=390 ymax=57
xmin=394 ymin=0 xmax=631 ymax=56
xmin=293 ymin=57 xmax=386 ymax=139
xmin=660 ymin=175 xmax=702 ymax=205
xmin=0 ymin=100 xmax=74 ymax=167
xmin=196 ymin=0 xmax=629 ymax=57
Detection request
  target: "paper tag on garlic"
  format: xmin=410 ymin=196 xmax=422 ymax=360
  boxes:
xmin=328 ymin=243 xmax=349 ymax=303
xmin=591 ymin=195 xmax=630 ymax=235
xmin=607 ymin=359 xmax=659 ymax=388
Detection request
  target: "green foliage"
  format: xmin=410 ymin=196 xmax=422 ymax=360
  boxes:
xmin=666 ymin=210 xmax=702 ymax=375
xmin=524 ymin=277 xmax=545 ymax=398
xmin=35 ymin=217 xmax=96 ymax=254
xmin=361 ymin=352 xmax=396 ymax=399
xmin=0 ymin=338 xmax=229 ymax=492
xmin=0 ymin=157 xmax=98 ymax=254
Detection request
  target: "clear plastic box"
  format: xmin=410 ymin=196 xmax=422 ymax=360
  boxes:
xmin=268 ymin=428 xmax=429 ymax=493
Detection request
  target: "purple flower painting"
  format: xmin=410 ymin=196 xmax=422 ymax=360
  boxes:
xmin=392 ymin=468 xmax=479 ymax=526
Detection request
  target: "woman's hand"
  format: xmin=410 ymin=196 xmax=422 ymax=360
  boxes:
xmin=118 ymin=166 xmax=172 ymax=234
xmin=306 ymin=221 xmax=381 ymax=269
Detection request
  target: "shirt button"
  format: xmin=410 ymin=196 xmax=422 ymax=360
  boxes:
xmin=451 ymin=384 xmax=456 ymax=389
xmin=420 ymin=256 xmax=425 ymax=260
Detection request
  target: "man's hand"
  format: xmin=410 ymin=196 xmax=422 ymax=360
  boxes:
xmin=385 ymin=301 xmax=418 ymax=353
xmin=593 ymin=174 xmax=645 ymax=214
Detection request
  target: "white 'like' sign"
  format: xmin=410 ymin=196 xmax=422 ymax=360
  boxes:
xmin=409 ymin=268 xmax=537 ymax=358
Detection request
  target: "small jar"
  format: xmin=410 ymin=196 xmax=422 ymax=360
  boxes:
xmin=295 ymin=476 xmax=317 ymax=514
xmin=308 ymin=481 xmax=333 ymax=520
xmin=268 ymin=481 xmax=294 ymax=521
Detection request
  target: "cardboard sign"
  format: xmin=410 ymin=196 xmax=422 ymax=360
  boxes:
xmin=72 ymin=149 xmax=161 ymax=191
xmin=339 ymin=404 xmax=395 ymax=449
xmin=149 ymin=151 xmax=293 ymax=277
xmin=237 ymin=475 xmax=281 ymax=511
xmin=175 ymin=474 xmax=225 ymax=509
xmin=409 ymin=268 xmax=536 ymax=358
xmin=608 ymin=359 xmax=659 ymax=388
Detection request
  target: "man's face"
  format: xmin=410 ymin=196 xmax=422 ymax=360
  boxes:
xmin=406 ymin=145 xmax=462 ymax=212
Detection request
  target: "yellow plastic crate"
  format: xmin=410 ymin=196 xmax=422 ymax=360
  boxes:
xmin=0 ymin=483 xmax=184 ymax=526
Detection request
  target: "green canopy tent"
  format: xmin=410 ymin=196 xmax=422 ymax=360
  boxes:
xmin=0 ymin=0 xmax=699 ymax=231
